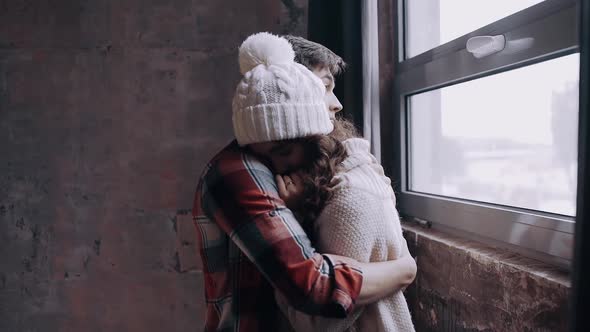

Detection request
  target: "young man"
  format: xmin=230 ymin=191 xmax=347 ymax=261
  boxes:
xmin=193 ymin=33 xmax=416 ymax=332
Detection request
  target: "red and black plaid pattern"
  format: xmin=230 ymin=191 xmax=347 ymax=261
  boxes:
xmin=193 ymin=141 xmax=363 ymax=332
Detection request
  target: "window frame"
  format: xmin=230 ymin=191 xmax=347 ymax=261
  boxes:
xmin=390 ymin=0 xmax=579 ymax=266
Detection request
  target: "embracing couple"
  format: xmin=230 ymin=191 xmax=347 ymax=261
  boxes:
xmin=193 ymin=32 xmax=416 ymax=332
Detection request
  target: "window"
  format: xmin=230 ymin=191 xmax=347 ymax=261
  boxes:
xmin=409 ymin=54 xmax=579 ymax=216
xmin=392 ymin=0 xmax=579 ymax=266
xmin=405 ymin=0 xmax=546 ymax=58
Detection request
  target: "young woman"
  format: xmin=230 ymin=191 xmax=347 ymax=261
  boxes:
xmin=273 ymin=118 xmax=416 ymax=332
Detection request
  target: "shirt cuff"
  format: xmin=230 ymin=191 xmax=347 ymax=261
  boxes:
xmin=322 ymin=254 xmax=364 ymax=318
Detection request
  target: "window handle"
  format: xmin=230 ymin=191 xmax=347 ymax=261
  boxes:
xmin=466 ymin=35 xmax=506 ymax=58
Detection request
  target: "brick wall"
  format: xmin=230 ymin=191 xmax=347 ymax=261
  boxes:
xmin=0 ymin=1 xmax=307 ymax=331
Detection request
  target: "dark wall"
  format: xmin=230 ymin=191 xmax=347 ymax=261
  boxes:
xmin=308 ymin=0 xmax=363 ymax=130
xmin=0 ymin=1 xmax=308 ymax=331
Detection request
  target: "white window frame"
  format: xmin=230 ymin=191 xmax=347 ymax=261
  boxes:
xmin=391 ymin=0 xmax=579 ymax=267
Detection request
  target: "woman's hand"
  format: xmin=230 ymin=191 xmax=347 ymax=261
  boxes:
xmin=276 ymin=172 xmax=304 ymax=211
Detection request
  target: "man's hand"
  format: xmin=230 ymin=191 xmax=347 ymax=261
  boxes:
xmin=276 ymin=172 xmax=304 ymax=211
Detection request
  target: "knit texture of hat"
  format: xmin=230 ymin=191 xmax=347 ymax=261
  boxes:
xmin=232 ymin=32 xmax=333 ymax=146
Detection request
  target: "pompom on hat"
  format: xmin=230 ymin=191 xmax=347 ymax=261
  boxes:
xmin=232 ymin=32 xmax=333 ymax=146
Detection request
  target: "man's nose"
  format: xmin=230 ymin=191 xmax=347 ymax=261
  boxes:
xmin=329 ymin=94 xmax=343 ymax=113
xmin=330 ymin=102 xmax=343 ymax=113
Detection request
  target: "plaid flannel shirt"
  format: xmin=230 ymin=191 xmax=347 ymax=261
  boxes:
xmin=193 ymin=141 xmax=363 ymax=332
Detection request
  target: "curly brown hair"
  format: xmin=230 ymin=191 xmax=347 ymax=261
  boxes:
xmin=295 ymin=118 xmax=359 ymax=236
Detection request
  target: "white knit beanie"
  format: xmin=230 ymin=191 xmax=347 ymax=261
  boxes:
xmin=232 ymin=32 xmax=334 ymax=146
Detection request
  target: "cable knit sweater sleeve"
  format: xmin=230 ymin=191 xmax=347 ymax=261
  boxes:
xmin=275 ymin=188 xmax=373 ymax=332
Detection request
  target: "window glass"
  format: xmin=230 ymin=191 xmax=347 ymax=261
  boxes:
xmin=409 ymin=53 xmax=579 ymax=216
xmin=406 ymin=0 xmax=545 ymax=58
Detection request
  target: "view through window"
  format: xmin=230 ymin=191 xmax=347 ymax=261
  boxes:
xmin=409 ymin=53 xmax=579 ymax=216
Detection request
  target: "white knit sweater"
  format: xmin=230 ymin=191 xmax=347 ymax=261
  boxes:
xmin=276 ymin=138 xmax=415 ymax=332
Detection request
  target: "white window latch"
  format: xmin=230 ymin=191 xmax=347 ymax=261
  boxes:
xmin=466 ymin=35 xmax=506 ymax=58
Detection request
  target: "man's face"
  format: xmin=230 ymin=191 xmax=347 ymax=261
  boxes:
xmin=248 ymin=66 xmax=342 ymax=174
xmin=312 ymin=66 xmax=343 ymax=120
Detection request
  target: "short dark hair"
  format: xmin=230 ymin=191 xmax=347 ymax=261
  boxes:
xmin=283 ymin=35 xmax=346 ymax=76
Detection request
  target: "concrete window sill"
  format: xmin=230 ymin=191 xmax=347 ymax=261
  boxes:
xmin=402 ymin=223 xmax=569 ymax=332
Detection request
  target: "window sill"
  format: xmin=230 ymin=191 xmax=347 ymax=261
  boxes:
xmin=402 ymin=222 xmax=570 ymax=331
